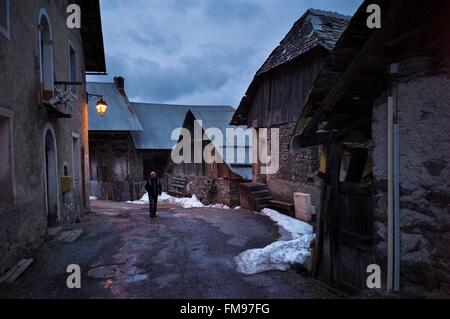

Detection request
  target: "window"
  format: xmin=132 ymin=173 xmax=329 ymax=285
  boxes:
xmin=72 ymin=134 xmax=81 ymax=184
xmin=0 ymin=107 xmax=13 ymax=205
xmin=69 ymin=44 xmax=77 ymax=95
xmin=0 ymin=0 xmax=10 ymax=39
xmin=339 ymin=148 xmax=370 ymax=183
xmin=39 ymin=9 xmax=54 ymax=101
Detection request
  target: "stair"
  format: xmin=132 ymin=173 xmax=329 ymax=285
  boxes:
xmin=240 ymin=183 xmax=273 ymax=211
xmin=168 ymin=176 xmax=188 ymax=197
xmin=268 ymin=200 xmax=295 ymax=218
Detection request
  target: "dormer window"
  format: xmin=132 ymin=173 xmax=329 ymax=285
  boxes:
xmin=38 ymin=9 xmax=54 ymax=101
xmin=0 ymin=0 xmax=10 ymax=39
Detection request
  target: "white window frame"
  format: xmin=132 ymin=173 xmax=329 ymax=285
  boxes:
xmin=0 ymin=0 xmax=10 ymax=39
xmin=0 ymin=105 xmax=15 ymax=205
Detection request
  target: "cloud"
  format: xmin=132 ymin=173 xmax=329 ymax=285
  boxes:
xmin=90 ymin=0 xmax=363 ymax=106
xmin=103 ymin=43 xmax=257 ymax=104
xmin=204 ymin=0 xmax=266 ymax=24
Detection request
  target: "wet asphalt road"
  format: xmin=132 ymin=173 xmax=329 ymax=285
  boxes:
xmin=0 ymin=201 xmax=335 ymax=299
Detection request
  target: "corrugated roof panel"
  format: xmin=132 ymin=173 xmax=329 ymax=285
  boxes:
xmin=131 ymin=103 xmax=235 ymax=150
xmin=131 ymin=103 xmax=194 ymax=150
xmin=129 ymin=102 xmax=253 ymax=180
xmin=229 ymin=165 xmax=253 ymax=181
xmin=88 ymin=82 xmax=143 ymax=131
xmin=189 ymin=108 xmax=254 ymax=179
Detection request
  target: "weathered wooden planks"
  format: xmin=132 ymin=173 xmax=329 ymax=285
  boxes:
xmin=0 ymin=259 xmax=34 ymax=285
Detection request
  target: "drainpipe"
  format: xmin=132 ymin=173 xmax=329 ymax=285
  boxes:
xmin=387 ymin=63 xmax=401 ymax=293
xmin=393 ymin=75 xmax=401 ymax=293
xmin=387 ymin=93 xmax=394 ymax=293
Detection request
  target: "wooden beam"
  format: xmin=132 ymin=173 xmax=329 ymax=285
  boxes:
xmin=303 ymin=0 xmax=411 ymax=138
xmin=0 ymin=259 xmax=34 ymax=285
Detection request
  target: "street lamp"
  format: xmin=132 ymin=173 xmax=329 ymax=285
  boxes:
xmin=87 ymin=93 xmax=108 ymax=117
xmin=95 ymin=98 xmax=108 ymax=117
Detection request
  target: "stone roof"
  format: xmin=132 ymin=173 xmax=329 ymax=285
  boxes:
xmin=256 ymin=9 xmax=350 ymax=76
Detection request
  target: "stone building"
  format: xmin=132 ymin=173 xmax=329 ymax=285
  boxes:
xmin=0 ymin=0 xmax=105 ymax=274
xmin=168 ymin=107 xmax=252 ymax=207
xmin=291 ymin=0 xmax=450 ymax=297
xmin=89 ymin=92 xmax=248 ymax=204
xmin=88 ymin=77 xmax=143 ymax=201
xmin=231 ymin=9 xmax=349 ymax=214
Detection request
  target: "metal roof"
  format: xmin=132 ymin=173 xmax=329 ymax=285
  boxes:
xmin=188 ymin=108 xmax=253 ymax=180
xmin=87 ymin=82 xmax=143 ymax=132
xmin=131 ymin=103 xmax=234 ymax=150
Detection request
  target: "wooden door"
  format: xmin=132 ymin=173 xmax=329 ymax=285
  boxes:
xmin=315 ymin=142 xmax=374 ymax=295
xmin=336 ymin=182 xmax=373 ymax=294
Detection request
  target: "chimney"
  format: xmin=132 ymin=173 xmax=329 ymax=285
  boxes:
xmin=114 ymin=76 xmax=125 ymax=90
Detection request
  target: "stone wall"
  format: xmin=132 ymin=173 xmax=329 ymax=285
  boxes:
xmin=166 ymin=173 xmax=242 ymax=207
xmin=216 ymin=178 xmax=241 ymax=207
xmin=371 ymin=75 xmax=450 ymax=296
xmin=0 ymin=0 xmax=89 ymax=274
xmin=262 ymin=122 xmax=322 ymax=207
xmin=89 ymin=133 xmax=142 ymax=201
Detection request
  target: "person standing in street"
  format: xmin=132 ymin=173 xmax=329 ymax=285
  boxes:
xmin=145 ymin=172 xmax=162 ymax=218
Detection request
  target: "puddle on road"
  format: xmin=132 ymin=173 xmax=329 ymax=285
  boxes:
xmin=58 ymin=229 xmax=84 ymax=243
xmin=96 ymin=211 xmax=121 ymax=216
xmin=88 ymin=265 xmax=121 ymax=279
xmin=125 ymin=274 xmax=148 ymax=283
xmin=88 ymin=264 xmax=149 ymax=284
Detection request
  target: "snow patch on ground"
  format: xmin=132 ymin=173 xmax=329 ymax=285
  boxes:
xmin=127 ymin=192 xmax=230 ymax=210
xmin=260 ymin=208 xmax=313 ymax=237
xmin=235 ymin=208 xmax=315 ymax=275
xmin=89 ymin=196 xmax=98 ymax=201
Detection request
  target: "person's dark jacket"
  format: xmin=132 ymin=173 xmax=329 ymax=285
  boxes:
xmin=145 ymin=178 xmax=162 ymax=199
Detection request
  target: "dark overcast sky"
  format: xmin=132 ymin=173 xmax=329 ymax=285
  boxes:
xmin=88 ymin=0 xmax=363 ymax=107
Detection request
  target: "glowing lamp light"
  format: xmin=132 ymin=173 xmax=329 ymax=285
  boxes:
xmin=95 ymin=98 xmax=108 ymax=117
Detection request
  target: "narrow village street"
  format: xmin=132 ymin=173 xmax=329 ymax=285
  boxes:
xmin=0 ymin=201 xmax=335 ymax=299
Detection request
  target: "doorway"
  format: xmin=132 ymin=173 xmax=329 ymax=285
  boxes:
xmin=44 ymin=127 xmax=59 ymax=227
xmin=315 ymin=141 xmax=374 ymax=295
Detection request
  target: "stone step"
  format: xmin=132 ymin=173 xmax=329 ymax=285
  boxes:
xmin=255 ymin=204 xmax=270 ymax=211
xmin=252 ymin=190 xmax=272 ymax=198
xmin=240 ymin=183 xmax=267 ymax=192
xmin=269 ymin=200 xmax=295 ymax=216
xmin=254 ymin=196 xmax=273 ymax=205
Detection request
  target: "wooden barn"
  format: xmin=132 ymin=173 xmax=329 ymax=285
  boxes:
xmin=130 ymin=103 xmax=196 ymax=184
xmin=169 ymin=106 xmax=252 ymax=207
xmin=291 ymin=0 xmax=450 ymax=297
xmin=231 ymin=9 xmax=349 ymax=215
